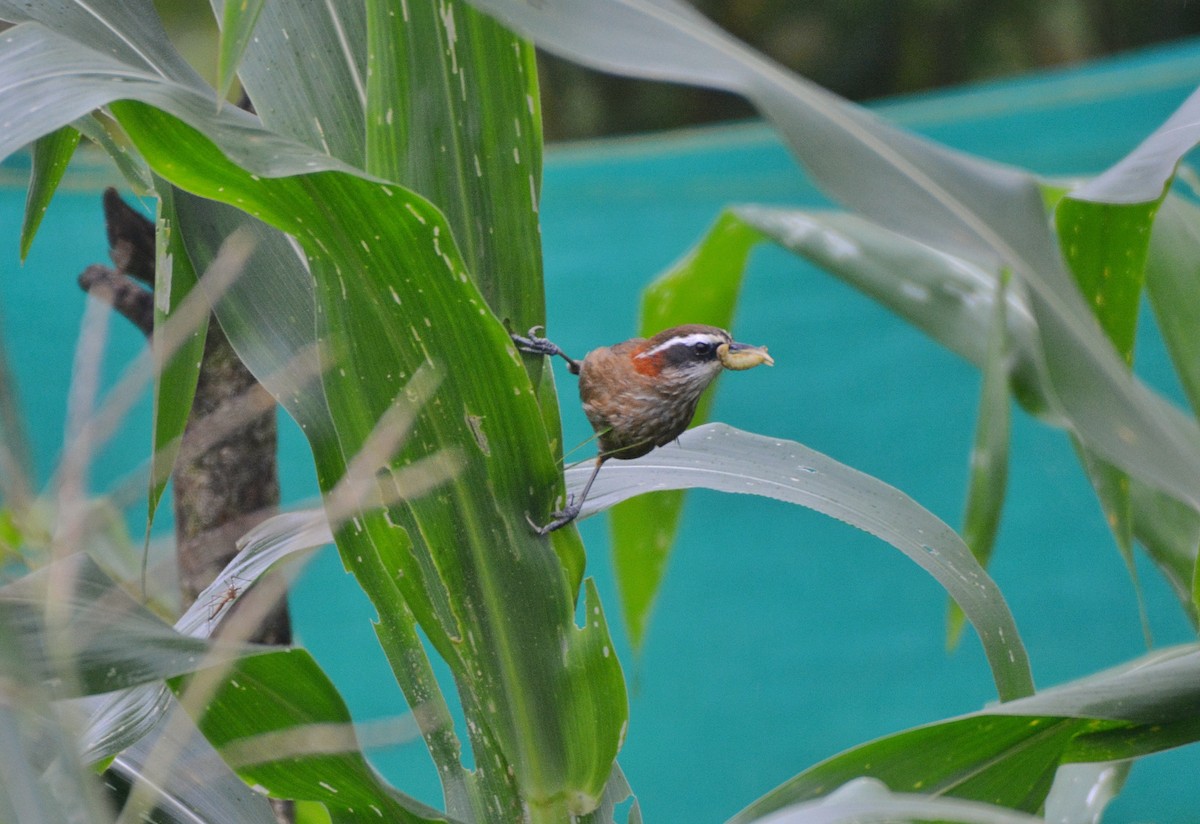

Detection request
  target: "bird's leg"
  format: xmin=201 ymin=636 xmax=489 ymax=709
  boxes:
xmin=527 ymin=456 xmax=605 ymax=535
xmin=511 ymin=325 xmax=582 ymax=375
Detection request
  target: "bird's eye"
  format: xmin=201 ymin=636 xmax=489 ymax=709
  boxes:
xmin=692 ymin=341 xmax=713 ymax=357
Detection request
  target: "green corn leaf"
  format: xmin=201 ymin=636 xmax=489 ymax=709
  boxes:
xmin=174 ymin=650 xmax=452 ymax=823
xmin=1055 ymin=194 xmax=1165 ymax=645
xmin=214 ymin=0 xmax=266 ymax=104
xmin=569 ymin=423 xmax=1034 ymax=702
xmin=109 ymin=98 xmax=627 ymax=819
xmin=20 ymin=125 xmax=80 ymax=260
xmin=732 ymin=644 xmax=1200 ymax=823
xmin=948 ymin=270 xmax=1011 ymax=648
xmin=145 ymin=183 xmax=209 ymax=533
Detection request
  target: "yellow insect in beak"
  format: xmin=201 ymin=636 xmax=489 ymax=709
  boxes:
xmin=717 ymin=341 xmax=775 ymax=371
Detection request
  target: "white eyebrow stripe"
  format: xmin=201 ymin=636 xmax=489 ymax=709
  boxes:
xmin=635 ymin=332 xmax=726 ymax=359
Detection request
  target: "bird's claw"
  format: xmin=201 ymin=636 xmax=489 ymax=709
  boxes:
xmin=512 ymin=325 xmax=556 ymax=356
xmin=526 ymin=496 xmax=583 ymax=536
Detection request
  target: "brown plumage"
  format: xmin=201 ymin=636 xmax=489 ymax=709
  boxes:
xmin=513 ymin=323 xmax=773 ymax=534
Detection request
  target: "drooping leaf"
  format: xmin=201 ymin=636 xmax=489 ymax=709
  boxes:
xmin=614 ymin=210 xmax=763 ymax=648
xmin=0 ymin=0 xmax=208 ymax=89
xmin=103 ymin=692 xmax=278 ymax=824
xmin=744 ymin=777 xmax=1043 ymax=824
xmin=0 ymin=589 xmax=113 ymax=824
xmin=727 ymin=205 xmax=1200 ymax=623
xmin=948 ymin=270 xmax=1011 ymax=648
xmin=175 ymin=650 xmax=452 ymax=823
xmin=732 ymin=644 xmax=1200 ymax=823
xmin=20 ymin=125 xmax=80 ymax=260
xmin=569 ymin=422 xmax=1033 ymax=702
xmin=1070 ymin=81 xmax=1200 ymax=204
xmin=145 ymin=183 xmax=209 ymax=531
xmin=0 ymin=23 xmax=352 ymax=178
xmin=214 ymin=0 xmax=266 ymax=104
xmin=1145 ymin=194 xmax=1200 ymax=418
xmin=0 ymin=553 xmax=270 ymax=695
xmin=1056 ymin=193 xmax=1165 ymax=644
xmin=733 ymin=206 xmax=1052 ymax=417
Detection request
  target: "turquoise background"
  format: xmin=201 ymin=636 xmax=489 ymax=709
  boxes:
xmin=3 ymin=36 xmax=1200 ymax=823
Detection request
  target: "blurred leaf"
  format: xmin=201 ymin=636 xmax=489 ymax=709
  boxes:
xmin=1055 ymin=198 xmax=1159 ymax=365
xmin=570 ymin=422 xmax=1033 ymax=701
xmin=176 ymin=650 xmax=451 ymax=823
xmin=146 ymin=183 xmax=208 ymax=530
xmin=948 ymin=270 xmax=1011 ymax=648
xmin=614 ymin=210 xmax=763 ymax=648
xmin=1071 ymin=82 xmax=1200 ymax=204
xmin=1143 ymin=194 xmax=1200 ymax=615
xmin=745 ymin=777 xmax=1043 ymax=824
xmin=1042 ymin=763 xmax=1129 ymax=824
xmin=0 ymin=0 xmax=208 ymax=89
xmin=732 ymin=644 xmax=1200 ymax=823
xmin=80 ymin=507 xmax=333 ymax=766
xmin=103 ymin=692 xmax=278 ymax=824
xmin=20 ymin=125 xmax=80 ymax=260
xmin=214 ymin=0 xmax=266 ymax=104
xmin=1055 ymin=194 xmax=1164 ymax=646
xmin=110 ymin=98 xmax=626 ymax=817
xmin=73 ymin=113 xmax=153 ymax=193
xmin=733 ymin=206 xmax=1052 ymax=416
xmin=1145 ymin=194 xmax=1200 ymax=417
xmin=0 ymin=553 xmax=269 ymax=695
xmin=1127 ymin=479 xmax=1200 ymax=626
xmin=0 ymin=591 xmax=113 ymax=824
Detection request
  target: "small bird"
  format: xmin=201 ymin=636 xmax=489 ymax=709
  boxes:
xmin=513 ymin=323 xmax=774 ymax=534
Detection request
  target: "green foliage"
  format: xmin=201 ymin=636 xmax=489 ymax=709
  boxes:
xmin=21 ymin=126 xmax=80 ymax=261
xmin=2 ymin=0 xmax=1200 ymax=821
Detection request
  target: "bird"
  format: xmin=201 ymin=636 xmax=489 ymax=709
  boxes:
xmin=512 ymin=323 xmax=774 ymax=534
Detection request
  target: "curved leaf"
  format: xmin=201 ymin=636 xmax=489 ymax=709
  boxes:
xmin=20 ymin=125 xmax=80 ymax=260
xmin=1071 ymin=81 xmax=1200 ymax=204
xmin=0 ymin=0 xmax=208 ymax=88
xmin=568 ymin=423 xmax=1033 ymax=702
xmin=949 ymin=270 xmax=1011 ymax=647
xmin=214 ymin=0 xmax=266 ymax=104
xmin=146 ymin=184 xmax=208 ymax=531
xmin=0 ymin=553 xmax=269 ymax=695
xmin=104 ymin=693 xmax=278 ymax=824
xmin=748 ymin=778 xmax=1043 ymax=824
xmin=176 ymin=650 xmax=453 ymax=823
xmin=733 ymin=645 xmax=1200 ymax=823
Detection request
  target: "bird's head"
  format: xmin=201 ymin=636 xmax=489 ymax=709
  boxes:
xmin=631 ymin=324 xmax=773 ymax=392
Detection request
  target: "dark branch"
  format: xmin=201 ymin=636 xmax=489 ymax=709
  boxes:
xmin=77 ymin=264 xmax=154 ymax=337
xmin=101 ymin=187 xmax=156 ymax=285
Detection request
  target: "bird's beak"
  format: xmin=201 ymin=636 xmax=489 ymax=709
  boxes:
xmin=718 ymin=341 xmax=775 ymax=370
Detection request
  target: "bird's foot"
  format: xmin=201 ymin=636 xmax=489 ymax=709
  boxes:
xmin=511 ymin=325 xmax=561 ymax=357
xmin=526 ymin=495 xmax=583 ymax=536
xmin=511 ymin=326 xmax=581 ymax=374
